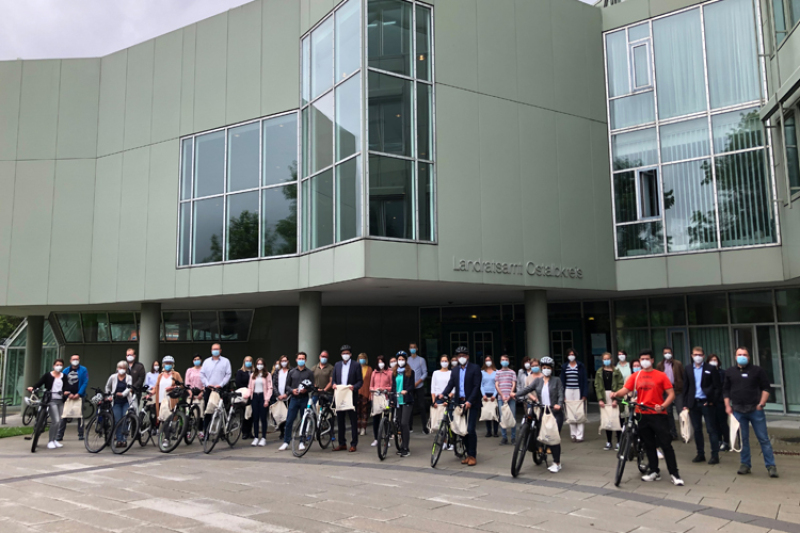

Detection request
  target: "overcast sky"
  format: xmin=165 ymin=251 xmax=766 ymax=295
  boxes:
xmin=0 ymin=0 xmax=596 ymax=61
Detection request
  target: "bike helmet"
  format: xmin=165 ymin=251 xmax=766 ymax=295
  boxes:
xmin=395 ymin=350 xmax=408 ymax=358
xmin=539 ymin=356 xmax=554 ymax=367
xmin=162 ymin=355 xmax=175 ymax=364
xmin=454 ymin=346 xmax=469 ymax=355
xmin=340 ymin=344 xmax=352 ymax=353
xmin=298 ymin=378 xmax=313 ymax=392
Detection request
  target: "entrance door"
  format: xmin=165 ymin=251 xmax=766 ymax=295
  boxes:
xmin=667 ymin=327 xmax=689 ymax=366
xmin=474 ymin=331 xmax=494 ymax=360
xmin=450 ymin=331 xmax=469 ymax=359
xmin=550 ymin=330 xmax=574 ymax=367
xmin=732 ymin=326 xmax=785 ymax=412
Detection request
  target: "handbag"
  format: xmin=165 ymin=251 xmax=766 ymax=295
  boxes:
xmin=429 ymin=404 xmax=445 ymax=431
xmin=371 ymin=392 xmax=387 ymax=416
xmin=537 ymin=406 xmax=561 ymax=446
xmin=204 ymin=391 xmax=221 ymax=415
xmin=565 ymin=399 xmax=588 ymax=424
xmin=679 ymin=409 xmax=693 ymax=443
xmin=62 ymin=398 xmax=83 ymax=419
xmin=479 ymin=399 xmax=499 ymax=422
xmin=729 ymin=413 xmax=743 ymax=453
xmin=599 ymin=405 xmax=621 ymax=432
xmin=499 ymin=402 xmax=516 ymax=430
xmin=334 ymin=386 xmax=355 ymax=412
xmin=245 ymin=405 xmax=253 ymax=420
xmin=270 ymin=400 xmax=288 ymax=424
xmin=451 ymin=406 xmax=468 ymax=436
xmin=158 ymin=399 xmax=172 ymax=422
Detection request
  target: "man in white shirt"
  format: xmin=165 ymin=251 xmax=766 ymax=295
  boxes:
xmin=201 ymin=343 xmax=232 ymax=429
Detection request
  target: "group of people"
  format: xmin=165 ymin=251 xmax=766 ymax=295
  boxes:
xmin=27 ymin=342 xmax=780 ymax=484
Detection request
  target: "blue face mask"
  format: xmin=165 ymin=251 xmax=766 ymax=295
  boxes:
xmin=633 ymin=367 xmax=641 ymax=373
xmin=501 ymin=360 xmax=509 ymax=368
xmin=245 ymin=361 xmax=252 ymax=368
xmin=531 ymin=366 xmax=541 ymax=374
xmin=164 ymin=365 xmax=173 ymax=372
xmin=212 ymin=350 xmax=220 ymax=357
xmin=320 ymin=357 xmax=328 ymax=364
xmin=297 ymin=360 xmax=306 ymax=367
xmin=737 ymin=355 xmax=748 ymax=366
xmin=603 ymin=360 xmax=611 ymax=367
xmin=409 ymin=348 xmax=417 ymax=355
xmin=193 ymin=360 xmax=201 ymax=366
xmin=359 ymin=359 xmax=367 ymax=365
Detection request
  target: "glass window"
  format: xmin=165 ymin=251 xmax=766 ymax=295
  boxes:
xmin=192 ymin=311 xmax=219 ymax=341
xmin=639 ymin=169 xmax=660 ymax=219
xmin=689 ymin=327 xmax=731 ymax=363
xmin=628 ymin=22 xmax=650 ymax=41
xmin=303 ymin=170 xmax=334 ymax=250
xmin=417 ymin=83 xmax=433 ymax=160
xmin=194 ymin=131 xmax=225 ymax=198
xmin=193 ymin=197 xmax=223 ymax=264
xmin=227 ymin=122 xmax=259 ymax=192
xmin=730 ymin=291 xmax=775 ymax=323
xmin=606 ymin=30 xmax=630 ymax=98
xmin=773 ymin=0 xmax=787 ymax=44
xmin=179 ymin=203 xmax=191 ymax=266
xmin=616 ymin=221 xmax=664 ymax=257
xmin=369 ymin=155 xmax=414 ymax=239
xmin=662 ymin=159 xmax=718 ymax=252
xmin=688 ymin=293 xmax=729 ymax=325
xmin=548 ymin=302 xmax=582 ymax=320
xmin=336 ymin=156 xmax=362 ymax=242
xmin=659 ymin=118 xmax=710 ymax=163
xmin=219 ymin=310 xmax=253 ymax=341
xmin=418 ymin=162 xmax=434 ymax=242
xmin=612 ymin=128 xmax=657 ymax=170
xmin=309 ymin=92 xmax=334 ymax=175
xmin=262 ymin=184 xmax=297 ymax=257
xmin=226 ymin=192 xmax=259 ymax=261
xmin=780 ymin=325 xmax=800 ymax=412
xmin=615 ymin=299 xmax=648 ymax=328
xmin=82 ymin=313 xmax=110 ymax=343
xmin=302 ymin=37 xmax=310 ymax=106
xmin=56 ymin=313 xmax=83 ymax=343
xmin=712 ymin=108 xmax=763 ymax=154
xmin=609 ymin=92 xmax=655 ymax=131
xmin=263 ymin=114 xmax=298 ymax=187
xmin=704 ymin=0 xmax=761 ymax=109
xmin=784 ymin=113 xmax=800 ymax=196
xmin=653 ymin=9 xmax=706 ymax=119
xmin=616 ymin=329 xmax=650 ymax=358
xmin=109 ymin=313 xmax=137 ymax=342
xmin=369 ymin=71 xmax=413 ymax=157
xmin=163 ymin=311 xmax=191 ymax=342
xmin=778 ymin=288 xmax=800 ymax=322
xmin=336 ymin=73 xmax=361 ymax=162
xmin=311 ymin=17 xmax=334 ymax=100
xmin=631 ymin=44 xmax=651 ymax=89
xmin=368 ymin=0 xmax=413 ymax=77
xmin=180 ymin=138 xmax=193 ymax=201
xmin=335 ymin=0 xmax=361 ymax=82
xmin=416 ymin=5 xmax=432 ymax=81
xmin=650 ymin=296 xmax=686 ymax=326
xmin=614 ymin=172 xmax=636 ymax=223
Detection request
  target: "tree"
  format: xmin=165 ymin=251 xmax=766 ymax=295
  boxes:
xmin=226 ymin=210 xmax=259 ymax=260
xmin=0 ymin=315 xmax=22 ymax=340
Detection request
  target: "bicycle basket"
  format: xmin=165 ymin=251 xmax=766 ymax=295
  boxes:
xmin=90 ymin=393 xmax=104 ymax=405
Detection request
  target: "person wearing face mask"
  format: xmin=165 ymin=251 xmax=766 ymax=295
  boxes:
xmin=279 ymin=352 xmax=316 ymax=451
xmin=248 ymin=358 xmax=272 ymax=446
xmin=106 ymin=361 xmax=133 ymax=448
xmin=272 ymin=355 xmax=291 ymax=440
xmin=631 ymin=360 xmax=642 ymax=373
xmin=594 ymin=352 xmax=624 ymax=450
xmin=612 ymin=350 xmax=684 ymax=486
xmin=657 ymin=347 xmax=685 ymax=440
xmin=682 ymin=347 xmax=722 ymax=465
xmin=236 ymin=356 xmax=255 ymax=440
xmin=332 ymin=345 xmax=363 ymax=452
xmin=495 ymin=354 xmax=516 ymax=445
xmin=389 ymin=357 xmax=398 ymax=370
xmin=439 ymin=346 xmax=482 ymax=466
xmin=391 ymin=352 xmax=415 ymax=457
xmin=451 ymin=356 xmax=459 ymax=369
xmin=617 ymin=351 xmax=632 ymax=381
xmin=29 ymin=359 xmax=67 ymax=449
xmin=517 ymin=357 xmax=533 ymax=403
xmin=406 ymin=342 xmax=429 ymax=434
xmin=370 ymin=355 xmax=393 ymax=447
xmin=356 ymin=353 xmax=373 ymax=437
xmin=431 ymin=354 xmax=453 ymax=405
xmin=707 ymin=354 xmax=730 ymax=451
xmin=150 ymin=356 xmax=182 ymax=424
xmin=312 ymin=351 xmax=334 ymax=408
xmin=125 ymin=348 xmax=146 ymax=391
xmin=562 ymin=349 xmax=588 ymax=443
xmin=56 ymin=354 xmax=88 ymax=442
xmin=526 ymin=359 xmax=543 ymax=401
xmin=511 ymin=357 xmax=564 ymax=473
xmin=724 ymin=347 xmax=777 ymax=478
xmin=201 ymin=343 xmax=232 ymax=431
xmin=145 ymin=361 xmax=160 ymax=391
xmin=184 ymin=354 xmax=205 ymax=435
xmin=481 ymin=356 xmax=499 ymax=438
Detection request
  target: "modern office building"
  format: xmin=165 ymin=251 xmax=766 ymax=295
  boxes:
xmin=1 ymin=0 xmax=800 ymax=413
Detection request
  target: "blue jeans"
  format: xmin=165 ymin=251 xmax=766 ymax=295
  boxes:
xmin=734 ymin=409 xmax=775 ymax=468
xmin=283 ymin=396 xmax=305 ymax=444
xmin=113 ymin=402 xmax=128 ymax=442
xmin=498 ymin=397 xmax=516 ymax=440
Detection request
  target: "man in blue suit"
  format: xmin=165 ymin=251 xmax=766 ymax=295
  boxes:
xmin=439 ymin=346 xmax=482 ymax=466
xmin=332 ymin=344 xmax=363 ymax=452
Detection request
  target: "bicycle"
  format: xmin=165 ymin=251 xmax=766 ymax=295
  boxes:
xmin=84 ymin=387 xmax=114 ymax=453
xmin=158 ymin=383 xmax=204 ymax=453
xmin=111 ymin=386 xmax=148 ymax=455
xmin=64 ymin=396 xmax=95 ymax=424
xmin=22 ymin=389 xmax=40 ymax=426
xmin=430 ymin=397 xmax=467 ymax=468
xmin=202 ymin=388 xmax=244 ymax=454
xmin=511 ymin=400 xmax=547 ymax=477
xmin=376 ymin=390 xmax=403 ymax=461
xmin=614 ymin=398 xmax=652 ymax=487
xmin=291 ymin=388 xmax=336 ymax=458
xmin=29 ymin=388 xmax=51 ymax=453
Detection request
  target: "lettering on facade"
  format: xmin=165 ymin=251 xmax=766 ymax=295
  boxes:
xmin=452 ymin=257 xmax=583 ymax=279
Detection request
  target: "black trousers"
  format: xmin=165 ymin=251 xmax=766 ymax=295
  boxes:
xmin=251 ymin=393 xmax=267 ymax=439
xmin=689 ymin=402 xmax=720 ymax=458
xmin=639 ymin=414 xmax=679 ymax=477
xmin=337 ymin=409 xmax=358 ymax=447
xmin=463 ymin=401 xmax=480 ymax=459
xmin=409 ymin=387 xmax=429 ymax=431
xmin=397 ymin=404 xmax=412 ymax=452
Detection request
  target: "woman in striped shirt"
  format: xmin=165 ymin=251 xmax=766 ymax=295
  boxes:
xmin=562 ymin=348 xmax=588 ymax=443
xmin=495 ymin=354 xmax=517 ymax=444
xmin=481 ymin=357 xmax=499 ymax=438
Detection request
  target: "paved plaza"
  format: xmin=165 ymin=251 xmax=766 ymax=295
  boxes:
xmin=1 ymin=419 xmax=800 ymax=533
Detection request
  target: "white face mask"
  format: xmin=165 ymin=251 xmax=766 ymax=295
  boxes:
xmin=618 ymin=354 xmax=626 ymax=362
xmin=256 ymin=364 xmax=264 ymax=370
xmin=664 ymin=353 xmax=673 ymax=360
xmin=542 ymin=368 xmax=552 ymax=377
xmin=567 ymin=355 xmax=576 ymax=362
xmin=451 ymin=361 xmax=458 ymax=368
xmin=126 ymin=355 xmax=134 ymax=363
xmin=71 ymin=360 xmax=80 ymax=367
xmin=440 ymin=361 xmax=449 ymax=368
xmin=389 ymin=361 xmax=397 ymax=368
xmin=485 ymin=361 xmax=492 ymax=367
xmin=524 ymin=363 xmax=531 ymax=370
xmin=280 ymin=361 xmax=288 ymax=368
xmin=117 ymin=368 xmax=126 ymax=375
xmin=378 ymin=362 xmax=385 ymax=370
xmin=709 ymin=361 xmax=718 ymax=367
xmin=342 ymin=353 xmax=351 ymax=362
xmin=693 ymin=356 xmax=704 ymax=365
xmin=458 ymin=357 xmax=467 ymax=366
xmin=640 ymin=359 xmax=653 ymax=369
xmin=398 ymin=360 xmax=406 ymax=368
xmin=53 ymin=365 xmax=63 ymax=373
xmin=153 ymin=366 xmax=159 ymax=372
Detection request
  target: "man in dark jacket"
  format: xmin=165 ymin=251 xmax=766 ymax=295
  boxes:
xmin=440 ymin=346 xmax=482 ymax=466
xmin=278 ymin=352 xmax=315 ymax=451
xmin=682 ymin=347 xmax=722 ymax=465
xmin=657 ymin=346 xmax=685 ymax=440
xmin=332 ymin=345 xmax=363 ymax=452
xmin=126 ymin=348 xmax=146 ymax=390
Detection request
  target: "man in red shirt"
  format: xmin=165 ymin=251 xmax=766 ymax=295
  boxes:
xmin=612 ymin=350 xmax=684 ymax=486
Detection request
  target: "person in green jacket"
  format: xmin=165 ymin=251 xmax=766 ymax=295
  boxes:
xmin=595 ymin=352 xmax=625 ymax=451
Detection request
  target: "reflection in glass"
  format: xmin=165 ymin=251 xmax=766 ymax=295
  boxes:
xmin=263 ymin=114 xmax=298 ymax=187
xmin=416 ymin=5 xmax=432 ymax=81
xmin=56 ymin=313 xmax=83 ymax=343
xmin=653 ymin=9 xmax=706 ymax=119
xmin=369 ymin=156 xmax=414 ymax=239
xmin=659 ymin=118 xmax=709 ymax=163
xmin=303 ymin=170 xmax=334 ymax=250
xmin=336 ymin=73 xmax=361 ymax=161
xmin=226 ymin=192 xmax=259 ymax=260
xmin=612 ymin=128 xmax=657 ymax=170
xmin=82 ymin=313 xmax=110 ymax=343
xmin=632 ymin=44 xmax=650 ymax=88
xmin=687 ymin=293 xmax=728 ymax=325
xmin=650 ymin=296 xmax=686 ymax=326
xmin=615 ymin=299 xmax=648 ymax=328
xmin=180 ymin=138 xmax=193 ymax=200
xmin=711 ymin=108 xmax=762 ymax=153
xmin=756 ymin=326 xmax=782 ymax=405
xmin=628 ymin=22 xmax=650 ymax=41
xmin=779 ymin=325 xmax=800 ymax=412
xmin=368 ymin=0 xmax=413 ymax=76
xmin=311 ymin=17 xmax=334 ymax=100
xmin=418 ymin=162 xmax=434 ymax=242
xmin=336 ymin=157 xmax=361 ymax=242
xmin=777 ymin=289 xmax=800 ymax=323
xmin=220 ymin=310 xmax=253 ymax=341
xmin=302 ymin=37 xmax=310 ymax=106
xmin=616 ymin=329 xmax=650 ymax=357
xmin=783 ymin=115 xmax=800 ymax=195
xmin=179 ymin=203 xmax=191 ymax=266
xmin=606 ymin=30 xmax=629 ymax=98
xmin=730 ymin=291 xmax=775 ymax=323
xmin=109 ymin=313 xmax=137 ymax=342
xmin=418 ymin=83 xmax=433 ymax=160
xmin=227 ymin=122 xmax=260 ymax=192
xmin=193 ymin=197 xmax=223 ymax=264
xmin=162 ymin=311 xmax=191 ymax=342
xmin=689 ymin=327 xmax=730 ymax=362
xmin=609 ymin=92 xmax=655 ymax=131
xmin=262 ymin=184 xmax=297 ymax=256
xmin=194 ymin=131 xmax=225 ymax=198
xmin=369 ymin=71 xmax=413 ymax=156
xmin=662 ymin=159 xmax=718 ymax=252
xmin=310 ymin=92 xmax=334 ymax=174
xmin=192 ymin=311 xmax=219 ymax=341
xmin=639 ymin=169 xmax=659 ymax=218
xmin=335 ymin=0 xmax=361 ymax=82
xmin=614 ymin=172 xmax=636 ymax=223
xmin=616 ymin=221 xmax=664 ymax=257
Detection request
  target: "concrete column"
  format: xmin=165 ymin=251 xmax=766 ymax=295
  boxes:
xmin=298 ymin=292 xmax=321 ymax=366
xmin=524 ymin=290 xmax=549 ymax=359
xmin=139 ymin=302 xmax=161 ymax=371
xmin=22 ymin=316 xmax=44 ymax=389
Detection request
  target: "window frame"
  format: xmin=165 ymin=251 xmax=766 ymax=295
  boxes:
xmin=629 ymin=40 xmax=653 ymax=93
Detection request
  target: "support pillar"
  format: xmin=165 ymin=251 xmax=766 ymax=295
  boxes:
xmin=524 ymin=290 xmax=549 ymax=359
xmin=139 ymin=302 xmax=161 ymax=371
xmin=298 ymin=292 xmax=321 ymax=366
xmin=22 ymin=316 xmax=44 ymax=389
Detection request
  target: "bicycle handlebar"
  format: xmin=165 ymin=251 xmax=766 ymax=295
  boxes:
xmin=619 ymin=399 xmax=656 ymax=411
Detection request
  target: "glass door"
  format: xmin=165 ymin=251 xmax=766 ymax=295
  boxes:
xmin=732 ymin=325 xmax=785 ymax=413
xmin=667 ymin=327 xmax=689 ymax=366
xmin=449 ymin=331 xmax=468 ymax=360
xmin=474 ymin=331 xmax=494 ymax=360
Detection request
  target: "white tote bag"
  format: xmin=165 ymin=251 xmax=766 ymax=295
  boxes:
xmin=270 ymin=400 xmax=288 ymax=424
xmin=537 ymin=407 xmax=561 ymax=446
xmin=480 ymin=399 xmax=498 ymax=422
xmin=451 ymin=405 xmax=468 ymax=436
xmin=565 ymin=399 xmax=587 ymax=424
xmin=334 ymin=386 xmax=355 ymax=412
xmin=62 ymin=397 xmax=83 ymax=419
xmin=679 ymin=409 xmax=693 ymax=443
xmin=158 ymin=399 xmax=172 ymax=422
xmin=371 ymin=392 xmax=387 ymax=416
xmin=729 ymin=413 xmax=743 ymax=453
xmin=499 ymin=403 xmax=516 ymax=430
xmin=599 ymin=406 xmax=621 ymax=433
xmin=244 ymin=405 xmax=253 ymax=420
xmin=429 ymin=404 xmax=445 ymax=432
xmin=204 ymin=391 xmax=221 ymax=415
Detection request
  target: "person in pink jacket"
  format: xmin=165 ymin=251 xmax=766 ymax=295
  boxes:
xmin=369 ymin=355 xmax=393 ymax=447
xmin=248 ymin=357 xmax=273 ymax=447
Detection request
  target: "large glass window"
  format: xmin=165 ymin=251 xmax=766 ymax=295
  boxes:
xmin=369 ymin=156 xmax=414 ymax=239
xmin=772 ymin=0 xmax=800 ymax=45
xmin=781 ymin=110 xmax=800 ymax=197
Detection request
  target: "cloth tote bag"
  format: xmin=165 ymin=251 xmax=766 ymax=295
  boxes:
xmin=269 ymin=400 xmax=288 ymax=425
xmin=429 ymin=404 xmax=445 ymax=431
xmin=334 ymin=387 xmax=355 ymax=412
xmin=62 ymin=397 xmax=83 ymax=419
xmin=480 ymin=400 xmax=498 ymax=422
xmin=371 ymin=392 xmax=387 ymax=416
xmin=451 ymin=406 xmax=468 ymax=436
xmin=729 ymin=413 xmax=743 ymax=453
xmin=599 ymin=406 xmax=621 ymax=432
xmin=537 ymin=407 xmax=561 ymax=446
xmin=679 ymin=409 xmax=693 ymax=443
xmin=499 ymin=402 xmax=516 ymax=430
xmin=204 ymin=391 xmax=221 ymax=415
xmin=565 ymin=399 xmax=588 ymax=424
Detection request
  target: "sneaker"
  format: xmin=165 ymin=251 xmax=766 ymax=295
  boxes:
xmin=258 ymin=438 xmax=266 ymax=447
xmin=548 ymin=463 xmax=561 ymax=473
xmin=641 ymin=472 xmax=661 ymax=482
xmin=738 ymin=464 xmax=751 ymax=475
xmin=691 ymin=455 xmax=706 ymax=463
xmin=359 ymin=428 xmax=366 ymax=436
xmin=485 ymin=432 xmax=492 ymax=438
xmin=657 ymin=449 xmax=664 ymax=460
xmin=278 ymin=443 xmax=289 ymax=451
xmin=251 ymin=438 xmax=260 ymax=447
xmin=47 ymin=441 xmax=57 ymax=449
xmin=78 ymin=435 xmax=84 ymax=441
xmin=371 ymin=440 xmax=378 ymax=447
xmin=400 ymin=450 xmax=411 ymax=457
xmin=768 ymin=466 xmax=779 ymax=478
xmin=54 ymin=441 xmax=63 ymax=448
xmin=423 ymin=427 xmax=430 ymax=435
xmin=719 ymin=442 xmax=729 ymax=452
xmin=603 ymin=442 xmax=612 ymax=451
xmin=298 ymin=442 xmax=305 ymax=451
xmin=615 ymin=442 xmax=620 ymax=451
xmin=670 ymin=475 xmax=684 ymax=486
xmin=409 ymin=429 xmax=414 ymax=433
xmin=396 ymin=450 xmax=403 ymax=455
xmin=198 ymin=432 xmax=204 ymax=440
xmin=447 ymin=444 xmax=454 ymax=451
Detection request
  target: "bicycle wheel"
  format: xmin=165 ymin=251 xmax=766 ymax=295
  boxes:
xmin=511 ymin=423 xmax=531 ymax=478
xmin=530 ymin=422 xmax=544 ymax=466
xmin=377 ymin=417 xmax=391 ymax=461
xmin=85 ymin=412 xmax=112 ymax=453
xmin=202 ymin=413 xmax=220 ymax=454
xmin=158 ymin=410 xmax=186 ymax=453
xmin=431 ymin=421 xmax=447 ymax=468
xmin=453 ymin=433 xmax=466 ymax=459
xmin=635 ymin=433 xmax=649 ymax=473
xmin=184 ymin=405 xmax=200 ymax=445
xmin=22 ymin=405 xmax=35 ymax=426
xmin=112 ymin=413 xmax=139 ymax=455
xmin=615 ymin=429 xmax=632 ymax=487
xmin=317 ymin=408 xmax=334 ymax=449
xmin=137 ymin=410 xmax=152 ymax=447
xmin=225 ymin=409 xmax=243 ymax=447
xmin=82 ymin=400 xmax=95 ymax=420
xmin=30 ymin=407 xmax=48 ymax=453
xmin=292 ymin=413 xmax=315 ymax=457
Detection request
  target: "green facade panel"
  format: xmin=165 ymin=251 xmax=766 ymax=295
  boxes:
xmin=89 ymin=154 xmax=123 ymax=303
xmin=17 ymin=60 xmax=60 ymax=161
xmin=123 ymin=41 xmax=155 ymax=151
xmin=116 ymin=147 xmax=150 ymax=302
xmin=97 ymin=50 xmax=128 ymax=158
xmin=261 ymin=0 xmax=301 ymax=117
xmin=226 ymin=1 xmax=262 ymax=125
xmin=57 ymin=59 xmax=100 ymax=160
xmin=0 ymin=61 xmax=21 ymax=161
xmin=145 ymin=140 xmax=179 ymax=301
xmin=151 ymin=30 xmax=183 ymax=144
xmin=0 ymin=162 xmax=15 ymax=305
xmin=194 ymin=14 xmax=228 ymax=133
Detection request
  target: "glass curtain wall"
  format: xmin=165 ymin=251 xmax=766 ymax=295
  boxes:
xmin=771 ymin=0 xmax=800 ymax=45
xmin=178 ymin=112 xmax=299 ymax=265
xmin=605 ymin=0 xmax=776 ymax=259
